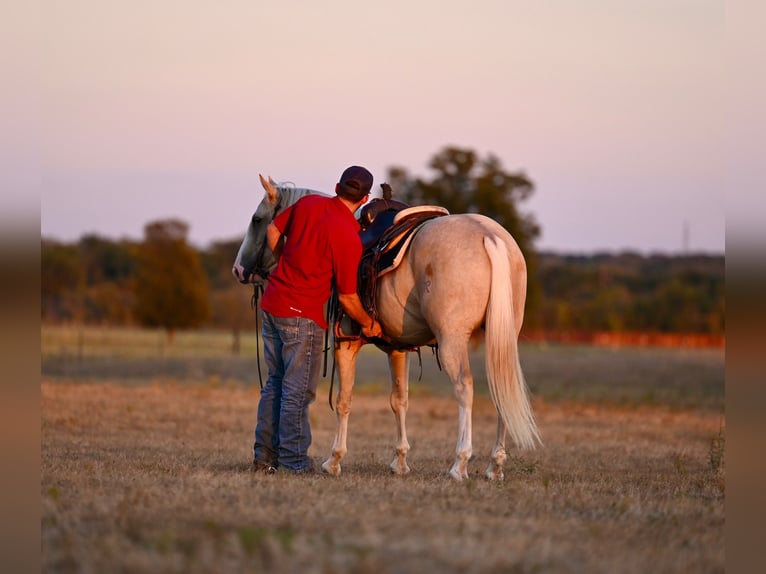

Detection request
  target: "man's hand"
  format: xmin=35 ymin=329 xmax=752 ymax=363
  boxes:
xmin=338 ymin=293 xmax=385 ymax=340
xmin=362 ymin=319 xmax=383 ymax=339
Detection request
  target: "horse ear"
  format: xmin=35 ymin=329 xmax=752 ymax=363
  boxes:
xmin=259 ymin=174 xmax=279 ymax=204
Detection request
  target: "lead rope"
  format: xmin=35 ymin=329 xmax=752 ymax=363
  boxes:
xmin=251 ymin=284 xmax=265 ymax=389
xmin=325 ymin=292 xmax=338 ymax=411
xmin=329 ymin=357 xmax=337 ymax=411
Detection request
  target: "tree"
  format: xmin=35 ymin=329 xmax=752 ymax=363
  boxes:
xmin=201 ymin=239 xmax=257 ymax=353
xmin=387 ymin=146 xmax=541 ymax=323
xmin=133 ymin=219 xmax=211 ymax=342
xmin=76 ymin=235 xmax=138 ymax=324
xmin=388 ymin=147 xmax=539 ymax=252
xmin=200 ymin=239 xmax=243 ymax=290
xmin=79 ymin=234 xmax=136 ymax=284
xmin=41 ymin=240 xmax=83 ymax=321
xmin=534 ymin=252 xmax=725 ymax=335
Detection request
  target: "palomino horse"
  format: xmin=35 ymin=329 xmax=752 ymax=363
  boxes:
xmin=233 ymin=175 xmax=541 ymax=480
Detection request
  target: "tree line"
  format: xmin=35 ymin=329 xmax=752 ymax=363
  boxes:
xmin=532 ymin=251 xmax=724 ymax=336
xmin=40 ymin=146 xmax=724 ymax=341
xmin=41 ymin=222 xmax=252 ymax=343
xmin=41 ymin=228 xmax=724 ymax=339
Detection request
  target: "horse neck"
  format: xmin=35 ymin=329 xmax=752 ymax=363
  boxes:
xmin=277 ymin=186 xmax=329 ymax=211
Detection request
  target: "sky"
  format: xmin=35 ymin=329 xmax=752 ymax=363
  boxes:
xmin=16 ymin=1 xmax=746 ymax=254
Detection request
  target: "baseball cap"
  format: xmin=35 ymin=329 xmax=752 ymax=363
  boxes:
xmin=338 ymin=165 xmax=373 ymax=201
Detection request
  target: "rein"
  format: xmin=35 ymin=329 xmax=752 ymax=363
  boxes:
xmin=251 ymin=284 xmax=265 ymax=389
xmin=246 ymin=194 xmax=286 ymax=390
xmin=325 ymin=292 xmax=340 ymax=410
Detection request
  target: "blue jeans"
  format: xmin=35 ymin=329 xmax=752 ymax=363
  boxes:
xmin=254 ymin=311 xmax=324 ymax=472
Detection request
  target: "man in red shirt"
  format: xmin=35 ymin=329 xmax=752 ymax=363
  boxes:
xmin=254 ymin=166 xmax=383 ymax=474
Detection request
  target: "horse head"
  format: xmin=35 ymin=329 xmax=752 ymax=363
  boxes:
xmin=232 ymin=174 xmax=282 ymax=285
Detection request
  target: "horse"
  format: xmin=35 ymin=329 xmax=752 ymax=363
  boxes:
xmin=233 ymin=175 xmax=541 ymax=481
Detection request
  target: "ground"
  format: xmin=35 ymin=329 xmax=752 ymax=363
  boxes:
xmin=41 ymin=379 xmax=724 ymax=573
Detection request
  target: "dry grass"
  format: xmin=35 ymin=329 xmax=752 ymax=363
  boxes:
xmin=41 ymin=380 xmax=724 ymax=573
xmin=42 ymin=325 xmax=725 ymax=410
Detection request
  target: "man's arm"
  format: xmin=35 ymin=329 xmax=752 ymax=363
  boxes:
xmin=266 ymin=223 xmax=285 ymax=259
xmin=338 ymin=293 xmax=383 ymax=339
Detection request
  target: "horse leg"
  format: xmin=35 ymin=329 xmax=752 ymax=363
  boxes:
xmin=485 ymin=417 xmax=508 ymax=481
xmin=387 ymin=350 xmax=411 ymax=475
xmin=321 ymin=339 xmax=362 ymax=477
xmin=439 ymin=339 xmax=474 ymax=481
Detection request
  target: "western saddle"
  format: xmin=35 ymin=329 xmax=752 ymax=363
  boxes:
xmin=333 ymin=197 xmax=449 ymax=344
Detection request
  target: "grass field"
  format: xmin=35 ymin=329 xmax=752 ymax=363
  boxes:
xmin=42 ymin=325 xmax=725 ymax=410
xmin=41 ymin=326 xmax=725 ymax=573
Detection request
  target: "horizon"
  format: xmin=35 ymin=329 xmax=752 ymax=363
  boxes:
xmin=39 ymin=225 xmax=725 ymax=258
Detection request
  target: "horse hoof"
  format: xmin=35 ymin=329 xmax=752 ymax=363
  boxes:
xmin=389 ymin=461 xmax=411 ymax=475
xmin=449 ymin=467 xmax=468 ymax=481
xmin=321 ymin=459 xmax=341 ymax=477
xmin=485 ymin=467 xmax=505 ymax=481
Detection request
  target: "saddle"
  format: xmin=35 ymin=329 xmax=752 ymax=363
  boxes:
xmin=361 ymin=204 xmax=450 ymax=279
xmin=333 ymin=198 xmax=449 ymax=343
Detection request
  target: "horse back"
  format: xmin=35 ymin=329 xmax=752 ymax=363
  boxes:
xmin=375 ymin=214 xmax=526 ymax=345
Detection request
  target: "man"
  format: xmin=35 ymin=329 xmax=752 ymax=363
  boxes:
xmin=253 ymin=165 xmax=383 ymax=474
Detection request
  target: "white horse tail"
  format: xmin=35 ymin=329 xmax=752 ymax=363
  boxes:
xmin=482 ymin=235 xmax=542 ymax=449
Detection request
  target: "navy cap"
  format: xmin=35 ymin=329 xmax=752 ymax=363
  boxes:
xmin=337 ymin=165 xmax=373 ymax=201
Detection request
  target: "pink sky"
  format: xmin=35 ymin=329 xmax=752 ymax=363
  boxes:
xmin=26 ymin=1 xmax=740 ymax=253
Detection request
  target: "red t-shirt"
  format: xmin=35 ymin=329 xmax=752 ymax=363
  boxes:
xmin=261 ymin=194 xmax=362 ymax=328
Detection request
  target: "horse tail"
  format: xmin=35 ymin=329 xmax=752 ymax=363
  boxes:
xmin=482 ymin=235 xmax=542 ymax=450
